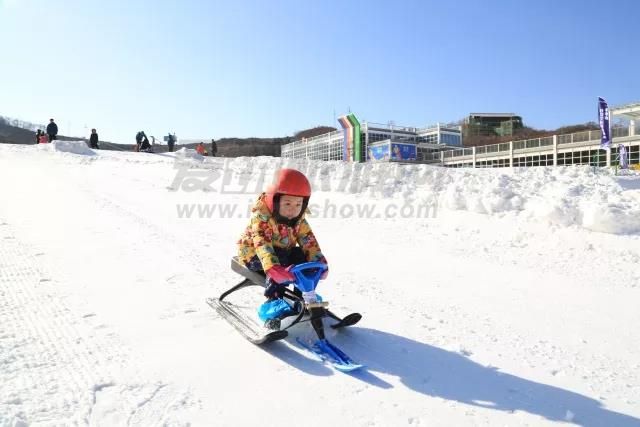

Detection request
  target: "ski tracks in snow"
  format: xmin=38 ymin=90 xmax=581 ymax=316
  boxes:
xmin=0 ymin=220 xmax=194 ymax=426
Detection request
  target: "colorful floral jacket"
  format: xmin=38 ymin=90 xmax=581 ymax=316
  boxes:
xmin=237 ymin=193 xmax=326 ymax=271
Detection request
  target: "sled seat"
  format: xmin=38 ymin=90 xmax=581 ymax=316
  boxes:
xmin=231 ymin=256 xmax=266 ymax=287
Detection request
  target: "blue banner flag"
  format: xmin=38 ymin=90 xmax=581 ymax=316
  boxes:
xmin=619 ymin=144 xmax=628 ymax=169
xmin=598 ymin=97 xmax=611 ymax=149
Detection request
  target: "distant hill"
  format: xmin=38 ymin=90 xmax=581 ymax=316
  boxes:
xmin=294 ymin=126 xmax=337 ymax=140
xmin=194 ymin=137 xmax=286 ymax=157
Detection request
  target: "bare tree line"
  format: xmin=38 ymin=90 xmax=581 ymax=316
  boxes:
xmin=0 ymin=115 xmax=46 ymax=133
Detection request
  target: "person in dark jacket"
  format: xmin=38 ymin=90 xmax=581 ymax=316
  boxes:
xmin=135 ymin=131 xmax=144 ymax=151
xmin=210 ymin=138 xmax=218 ymax=157
xmin=35 ymin=129 xmax=42 ymax=144
xmin=139 ymin=134 xmax=152 ymax=152
xmin=167 ymin=133 xmax=175 ymax=152
xmin=46 ymin=119 xmax=58 ymax=142
xmin=89 ymin=129 xmax=99 ymax=149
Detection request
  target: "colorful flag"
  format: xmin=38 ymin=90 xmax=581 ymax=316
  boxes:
xmin=619 ymin=144 xmax=628 ymax=169
xmin=598 ymin=97 xmax=611 ymax=149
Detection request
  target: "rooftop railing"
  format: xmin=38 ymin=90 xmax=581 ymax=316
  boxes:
xmin=425 ymin=126 xmax=635 ymax=163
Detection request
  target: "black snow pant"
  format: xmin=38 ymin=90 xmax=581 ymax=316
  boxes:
xmin=245 ymin=246 xmax=305 ymax=273
xmin=245 ymin=247 xmax=306 ymax=298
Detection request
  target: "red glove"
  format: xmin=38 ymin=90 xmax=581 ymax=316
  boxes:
xmin=319 ymin=258 xmax=329 ymax=280
xmin=266 ymin=265 xmax=295 ymax=284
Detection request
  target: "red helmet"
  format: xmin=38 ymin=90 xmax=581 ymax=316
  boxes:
xmin=265 ymin=169 xmax=311 ymax=212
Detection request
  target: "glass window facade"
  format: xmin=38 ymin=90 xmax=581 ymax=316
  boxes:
xmin=557 ymin=149 xmax=605 ymax=167
xmin=282 ymin=123 xmax=462 ymax=162
xmin=281 ymin=132 xmax=344 ymax=161
xmin=440 ymin=133 xmax=461 ymax=146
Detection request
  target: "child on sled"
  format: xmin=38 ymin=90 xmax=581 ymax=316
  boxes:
xmin=237 ymin=168 xmax=328 ymax=326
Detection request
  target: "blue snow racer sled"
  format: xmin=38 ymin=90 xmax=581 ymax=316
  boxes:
xmin=207 ymin=258 xmax=363 ymax=371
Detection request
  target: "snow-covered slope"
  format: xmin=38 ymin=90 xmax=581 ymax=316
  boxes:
xmin=1 ymin=142 xmax=639 ymax=426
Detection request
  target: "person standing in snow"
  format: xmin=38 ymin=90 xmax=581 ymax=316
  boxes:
xmin=35 ymin=129 xmax=42 ymax=144
xmin=89 ymin=129 xmax=99 ymax=149
xmin=210 ymin=139 xmax=218 ymax=157
xmin=167 ymin=133 xmax=175 ymax=152
xmin=46 ymin=119 xmax=58 ymax=142
xmin=135 ymin=131 xmax=144 ymax=152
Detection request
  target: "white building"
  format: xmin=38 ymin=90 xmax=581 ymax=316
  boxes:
xmin=281 ymin=120 xmax=462 ymax=162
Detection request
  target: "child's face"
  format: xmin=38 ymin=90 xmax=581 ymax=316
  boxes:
xmin=279 ymin=195 xmax=304 ymax=219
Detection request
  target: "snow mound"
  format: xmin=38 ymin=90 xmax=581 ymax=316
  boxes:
xmin=175 ymin=147 xmax=204 ymax=161
xmin=41 ymin=140 xmax=95 ymax=155
xmin=217 ymin=158 xmax=640 ymax=235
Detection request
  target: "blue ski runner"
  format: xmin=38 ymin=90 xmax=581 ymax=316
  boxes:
xmin=296 ymin=337 xmax=364 ymax=372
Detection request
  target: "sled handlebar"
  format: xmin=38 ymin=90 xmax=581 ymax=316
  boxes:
xmin=289 ymin=262 xmax=328 ymax=293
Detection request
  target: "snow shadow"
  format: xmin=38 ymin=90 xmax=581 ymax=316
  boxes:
xmin=615 ymin=176 xmax=640 ymax=191
xmin=264 ymin=339 xmax=393 ymax=388
xmin=337 ymin=328 xmax=639 ymax=426
xmin=264 ymin=342 xmax=334 ymax=376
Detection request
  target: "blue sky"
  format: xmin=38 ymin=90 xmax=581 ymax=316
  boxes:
xmin=1 ymin=0 xmax=638 ymax=144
